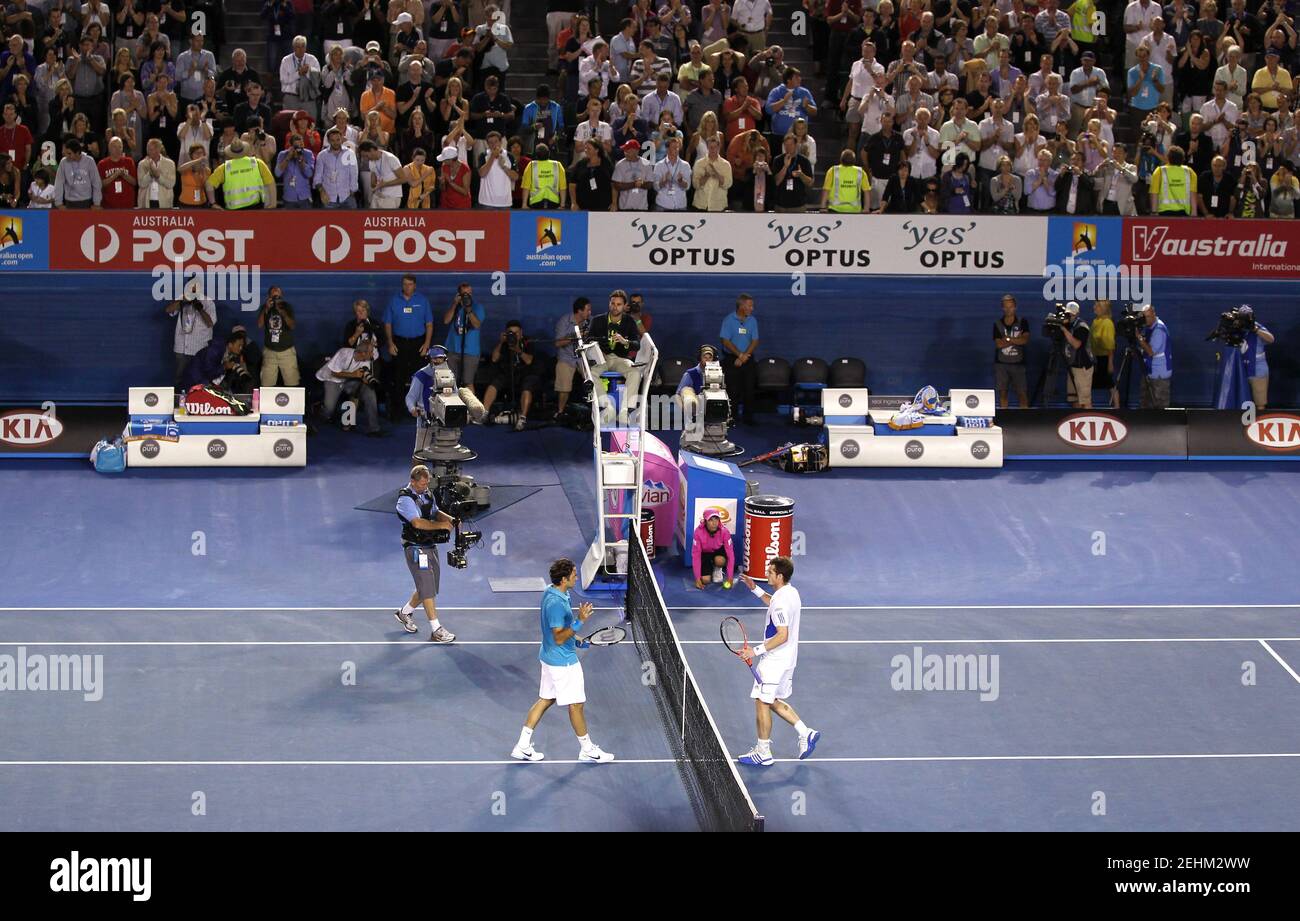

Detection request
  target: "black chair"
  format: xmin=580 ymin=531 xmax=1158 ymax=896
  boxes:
xmin=756 ymin=356 xmax=792 ymax=393
xmin=827 ymin=356 xmax=867 ymax=389
xmin=655 ymin=356 xmax=690 ymax=393
xmin=792 ymin=357 xmax=829 ymax=388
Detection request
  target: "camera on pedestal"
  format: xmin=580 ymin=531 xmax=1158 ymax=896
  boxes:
xmin=680 ymin=346 xmax=740 ymax=457
xmin=413 ymin=363 xmax=488 ymax=567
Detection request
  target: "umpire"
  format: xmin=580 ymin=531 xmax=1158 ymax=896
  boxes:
xmin=393 ymin=465 xmax=457 ymax=643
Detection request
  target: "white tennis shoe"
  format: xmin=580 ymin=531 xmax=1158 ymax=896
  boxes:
xmin=579 ymin=745 xmax=615 ymax=763
xmin=511 ymin=744 xmax=545 ymax=762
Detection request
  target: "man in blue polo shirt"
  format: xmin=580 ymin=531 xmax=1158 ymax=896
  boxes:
xmin=1126 ymin=45 xmax=1164 ymax=135
xmin=1138 ymin=302 xmax=1172 ymax=408
xmin=442 ymin=281 xmax=485 ymax=395
xmin=383 ymin=274 xmax=434 ymax=421
xmin=511 ymin=558 xmax=615 ymax=764
xmin=765 ymin=67 xmax=818 ymax=149
xmin=720 ymin=293 xmax=761 ymax=425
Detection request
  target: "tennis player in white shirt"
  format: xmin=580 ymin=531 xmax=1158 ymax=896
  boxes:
xmin=737 ymin=556 xmax=820 ymax=766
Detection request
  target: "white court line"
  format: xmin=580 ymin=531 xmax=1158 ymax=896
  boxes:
xmin=1 ymin=637 xmax=1299 ymax=647
xmin=1259 ymin=640 xmax=1300 ymax=684
xmin=0 ymin=753 xmax=1297 ymax=767
xmin=2 ymin=604 xmax=1300 ymax=612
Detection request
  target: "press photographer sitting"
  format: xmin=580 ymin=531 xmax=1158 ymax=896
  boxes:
xmin=1059 ymin=301 xmax=1095 ymax=409
xmin=182 ymin=329 xmax=254 ymax=393
xmin=481 ymin=321 xmax=547 ymax=432
xmin=315 ymin=338 xmax=383 ymax=436
xmin=1137 ymin=303 xmax=1172 ymax=408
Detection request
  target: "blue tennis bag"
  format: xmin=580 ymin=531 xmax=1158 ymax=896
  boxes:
xmin=90 ymin=436 xmax=127 ymax=473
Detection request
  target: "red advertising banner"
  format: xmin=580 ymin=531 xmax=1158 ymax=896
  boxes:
xmin=1123 ymin=218 xmax=1300 ymax=278
xmin=48 ymin=211 xmax=509 ymax=272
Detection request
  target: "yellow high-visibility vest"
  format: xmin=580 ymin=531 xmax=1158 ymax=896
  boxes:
xmin=1070 ymin=1 xmax=1096 ymax=44
xmin=1154 ymin=164 xmax=1193 ymax=214
xmin=222 ymin=156 xmax=265 ymax=209
xmin=527 ymin=159 xmax=561 ymax=205
xmin=827 ymin=165 xmax=865 ymax=213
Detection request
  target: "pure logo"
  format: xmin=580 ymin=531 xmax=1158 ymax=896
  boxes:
xmin=840 ymin=438 xmax=860 ymax=459
xmin=971 ymin=439 xmax=990 ymax=459
xmin=904 ymin=439 xmax=925 ymax=459
xmin=1057 ymin=413 xmax=1128 ymax=448
xmin=965 ymin=394 xmax=979 ymax=409
xmin=139 ymin=439 xmax=161 ymax=459
xmin=206 ymin=439 xmax=228 ymax=459
xmin=838 ymin=393 xmax=853 ymax=408
xmin=275 ymin=392 xmax=290 ymax=407
xmin=0 ymin=410 xmax=63 ymax=446
xmin=143 ymin=392 xmax=159 ymax=408
xmin=1245 ymin=413 xmax=1300 ymax=451
xmin=273 ymin=438 xmax=294 ymax=459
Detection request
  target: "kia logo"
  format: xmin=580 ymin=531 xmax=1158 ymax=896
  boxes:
xmin=838 ymin=393 xmax=853 ymax=408
xmin=1057 ymin=413 xmax=1128 ymax=449
xmin=273 ymin=438 xmax=294 ymax=458
xmin=0 ymin=410 xmax=63 ymax=446
xmin=275 ymin=392 xmax=290 ymax=407
xmin=971 ymin=439 xmax=990 ymax=459
xmin=904 ymin=440 xmax=925 ymax=459
xmin=144 ymin=392 xmax=159 ymax=407
xmin=207 ymin=438 xmax=228 ymax=459
xmin=840 ymin=438 xmax=860 ymax=459
xmin=140 ymin=439 xmax=161 ymax=458
xmin=311 ymin=224 xmax=351 ymax=264
xmin=965 ymin=394 xmax=979 ymax=409
xmin=1245 ymin=413 xmax=1300 ymax=451
xmin=78 ymin=224 xmax=120 ymax=263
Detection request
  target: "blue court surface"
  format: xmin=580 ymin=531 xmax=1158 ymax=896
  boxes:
xmin=1 ymin=423 xmax=1298 ymax=831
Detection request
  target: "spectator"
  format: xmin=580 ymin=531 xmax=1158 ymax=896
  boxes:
xmin=262 ymin=0 xmax=296 ymax=74
xmin=67 ymin=34 xmax=107 ymax=133
xmin=520 ymin=84 xmax=564 ymax=157
xmin=175 ymin=31 xmax=216 ymax=108
xmin=1201 ymin=79 xmax=1239 ymax=155
xmin=1086 ymin=142 xmax=1136 ymax=215
xmin=588 ymin=290 xmax=644 ymax=415
xmin=1177 ymin=30 xmax=1213 ymax=115
xmin=468 ymin=74 xmax=517 ymax=161
xmin=316 ymin=338 xmax=383 ymax=435
xmin=1066 ymin=50 xmax=1108 ymax=133
xmin=726 ymin=126 xmax=769 ymax=200
xmin=684 ymin=68 xmax=724 ymax=137
xmin=481 ymin=320 xmax=545 ymax=431
xmin=217 ymin=49 xmax=256 ymax=113
xmin=569 ymin=139 xmax=614 ymax=210
xmin=572 ymin=95 xmax=613 ymax=166
xmin=358 ymin=138 xmax=403 ymax=209
xmin=476 ymin=130 xmax=517 ymax=209
xmin=1125 ymin=0 xmax=1162 ymax=70
xmin=1054 ymin=149 xmax=1096 ymax=214
xmin=53 ymin=138 xmax=101 ymax=208
xmin=398 ymin=105 xmax=435 ymax=163
xmin=1253 ymin=48 xmax=1293 ymax=113
xmin=207 ymin=138 xmax=276 ymax=209
xmin=389 ymin=12 xmax=423 ymax=69
xmin=840 ymin=38 xmax=883 ymax=152
xmin=639 ymin=71 xmax=684 ymax=127
xmin=612 ymin=88 xmax=651 ymax=148
xmin=140 ymin=40 xmax=175 ymax=95
xmin=718 ymin=293 xmax=759 ymax=425
xmin=993 ymin=294 xmax=1030 ymax=408
xmin=436 ymin=144 xmax=472 ymax=208
xmin=1139 ymin=17 xmax=1178 ymax=105
xmin=746 ymin=43 xmax=786 ymax=101
xmin=314 ymin=127 xmax=359 ymax=207
xmin=137 ymin=138 xmax=176 ymax=208
xmin=320 ymin=45 xmax=356 ymax=120
xmin=939 ymin=150 xmax=973 ymax=212
xmin=580 ymin=40 xmax=616 ymax=101
xmin=904 ymin=105 xmax=940 ymax=180
xmin=764 ymin=66 xmax=817 ymax=144
xmin=0 ymin=152 xmax=17 ymax=207
xmin=233 ymin=80 xmax=274 ymax=134
xmin=166 ymin=285 xmax=217 ymax=387
xmin=612 ymin=138 xmax=653 ymax=208
xmin=360 ymin=71 xmax=396 ymax=136
xmin=789 ymin=116 xmax=817 ymax=166
xmin=938 ymin=96 xmax=980 ymax=170
xmin=183 ymin=329 xmax=253 ymax=392
xmin=722 ymin=75 xmax=761 ymax=144
xmin=27 ymin=167 xmax=55 ymax=207
xmin=1215 ymin=44 xmax=1249 ymax=110
xmin=688 ymin=109 xmax=722 ymax=162
xmin=275 ymin=133 xmax=315 ymax=207
xmin=177 ymin=104 xmax=212 ymax=164
xmin=384 ymin=274 xmax=434 ymax=420
xmin=400 ymin=147 xmax=434 ymax=208
xmin=1269 ymin=161 xmax=1300 ymax=218
xmin=1197 ymin=154 xmax=1235 ymax=217
xmin=177 ymin=142 xmax=211 ymax=206
xmin=692 ymin=133 xmax=732 ymax=210
xmin=1025 ymin=148 xmax=1059 ymax=212
xmin=651 ymin=134 xmax=692 ymax=210
xmin=0 ymin=102 xmax=34 ymax=175
xmin=474 ymin=3 xmax=514 ymax=90
xmin=1127 ymin=44 xmax=1166 ymax=135
xmin=732 ymin=0 xmax=774 ymax=56
xmin=611 ymin=17 xmax=639 ymax=85
xmin=1137 ymin=303 xmax=1172 ymax=408
xmin=1236 ymin=161 xmax=1266 ymax=217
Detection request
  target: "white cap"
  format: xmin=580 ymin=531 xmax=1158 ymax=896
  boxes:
xmin=1064 ymin=301 xmax=1080 ymax=315
xmin=436 ymin=145 xmax=460 ymax=162
xmin=395 ymin=11 xmax=413 ymax=24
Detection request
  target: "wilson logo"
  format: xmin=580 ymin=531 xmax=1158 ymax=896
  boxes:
xmin=0 ymin=411 xmax=63 ymax=446
xmin=1246 ymin=414 xmax=1300 ymax=451
xmin=1057 ymin=413 xmax=1128 ymax=448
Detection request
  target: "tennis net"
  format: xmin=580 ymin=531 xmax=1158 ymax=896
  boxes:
xmin=625 ymin=537 xmax=764 ymax=832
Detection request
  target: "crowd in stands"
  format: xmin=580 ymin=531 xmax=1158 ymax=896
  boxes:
xmin=1 ymin=1 xmax=1299 ymax=215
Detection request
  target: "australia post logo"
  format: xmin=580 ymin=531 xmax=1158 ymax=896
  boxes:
xmin=1057 ymin=413 xmax=1128 ymax=449
xmin=76 ymin=218 xmax=255 ymax=265
xmin=1245 ymin=413 xmax=1300 ymax=451
xmin=311 ymin=217 xmax=488 ymax=266
xmin=0 ymin=410 xmax=63 ymax=446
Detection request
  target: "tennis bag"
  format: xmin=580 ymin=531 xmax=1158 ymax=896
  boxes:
xmin=183 ymin=384 xmax=251 ymax=416
xmin=90 ymin=436 xmax=127 ymax=473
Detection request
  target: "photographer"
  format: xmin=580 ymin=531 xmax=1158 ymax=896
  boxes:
xmin=443 ymin=283 xmax=485 ymax=395
xmin=1059 ymin=301 xmax=1095 ymax=408
xmin=274 ymin=132 xmax=315 ymax=208
xmin=316 ymin=338 xmax=383 ymax=436
xmin=993 ymin=294 xmax=1030 ymax=408
xmin=165 ymin=284 xmax=217 ymax=388
xmin=481 ymin=320 xmax=546 ymax=431
xmin=1238 ymin=305 xmax=1276 ymax=409
xmin=1236 ymin=161 xmax=1268 ymax=217
xmin=1137 ymin=303 xmax=1172 ymax=408
xmin=182 ymin=329 xmax=254 ymax=393
xmin=554 ymin=297 xmax=593 ymax=418
xmin=628 ymin=293 xmax=653 ymax=336
xmin=257 ymin=286 xmax=300 ymax=387
xmin=392 ymin=464 xmax=457 ymax=644
xmin=587 ymin=290 xmax=644 ymax=416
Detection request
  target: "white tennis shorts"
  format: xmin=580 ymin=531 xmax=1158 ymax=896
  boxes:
xmin=539 ymin=661 xmax=586 ymax=706
xmin=750 ymin=656 xmax=794 ymax=704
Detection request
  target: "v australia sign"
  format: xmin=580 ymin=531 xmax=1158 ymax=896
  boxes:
xmin=1124 ymin=218 xmax=1300 ymax=278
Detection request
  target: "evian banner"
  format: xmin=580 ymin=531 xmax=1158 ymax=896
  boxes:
xmin=48 ymin=211 xmax=509 ymax=272
xmin=1124 ymin=218 xmax=1300 ymax=278
xmin=585 ymin=213 xmax=1048 ymax=275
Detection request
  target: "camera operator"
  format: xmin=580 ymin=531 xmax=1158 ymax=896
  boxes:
xmin=257 ymin=286 xmax=301 ymax=387
xmin=392 ymin=464 xmax=457 ymax=644
xmin=315 ymin=338 xmax=383 ymax=436
xmin=993 ymin=294 xmax=1031 ymax=408
xmin=587 ymin=289 xmax=644 ymax=416
xmin=554 ymin=297 xmax=593 ymax=418
xmin=1137 ymin=302 xmax=1173 ymax=408
xmin=182 ymin=329 xmax=254 ymax=393
xmin=1059 ymin=301 xmax=1095 ymax=408
xmin=443 ymin=282 xmax=485 ymax=395
xmin=481 ymin=320 xmax=547 ymax=431
xmin=1238 ymin=305 xmax=1276 ymax=409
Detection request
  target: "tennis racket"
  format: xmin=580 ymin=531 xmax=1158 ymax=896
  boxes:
xmin=720 ymin=616 xmax=763 ymax=683
xmin=578 ymin=625 xmax=627 ymax=648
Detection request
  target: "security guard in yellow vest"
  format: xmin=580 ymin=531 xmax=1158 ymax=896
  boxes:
xmin=521 ymin=143 xmax=568 ymax=209
xmin=206 ymin=138 xmax=278 ymax=210
xmin=1067 ymin=0 xmax=1097 ymax=46
xmin=1148 ymin=144 xmax=1198 ymax=217
xmin=821 ymin=148 xmax=869 ymax=213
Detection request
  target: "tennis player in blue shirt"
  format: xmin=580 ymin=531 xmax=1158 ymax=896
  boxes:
xmin=512 ymin=559 xmax=615 ymax=763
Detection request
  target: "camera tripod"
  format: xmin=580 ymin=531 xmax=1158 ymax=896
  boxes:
xmin=1112 ymin=337 xmax=1146 ymax=409
xmin=1030 ymin=336 xmax=1068 ymax=407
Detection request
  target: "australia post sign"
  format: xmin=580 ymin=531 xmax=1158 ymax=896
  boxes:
xmin=1124 ymin=218 xmax=1300 ymax=278
xmin=48 ymin=211 xmax=509 ymax=272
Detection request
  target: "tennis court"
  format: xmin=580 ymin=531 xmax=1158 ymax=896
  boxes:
xmin=1 ymin=427 xmax=1298 ymax=831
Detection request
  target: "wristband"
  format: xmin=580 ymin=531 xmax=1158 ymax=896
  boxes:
xmin=750 ymin=584 xmax=766 ymax=600
xmin=752 ymin=643 xmax=767 ymax=657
